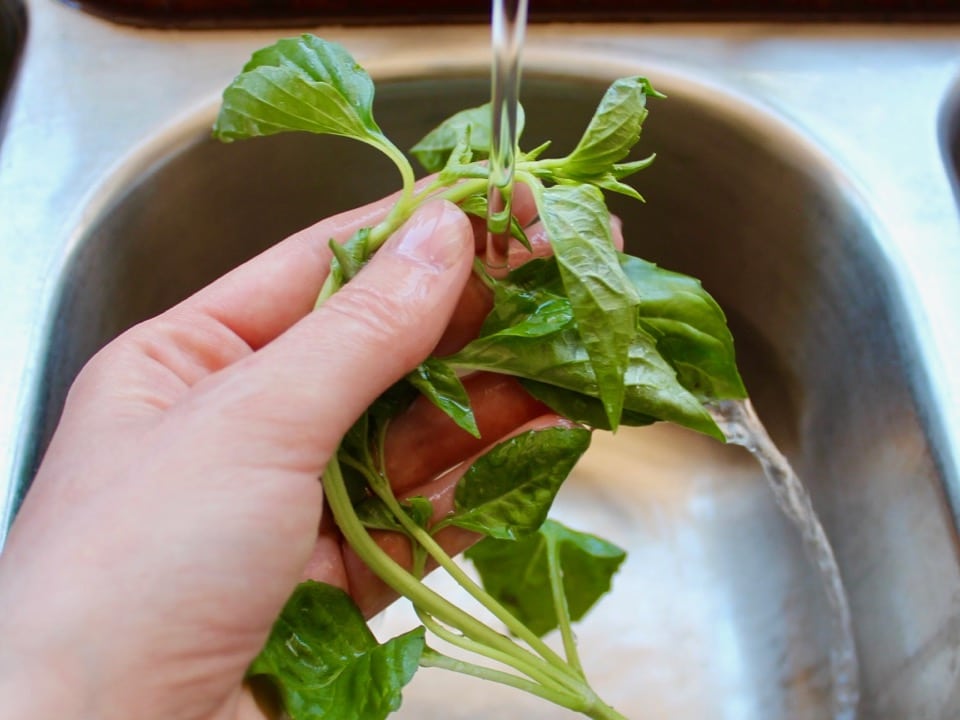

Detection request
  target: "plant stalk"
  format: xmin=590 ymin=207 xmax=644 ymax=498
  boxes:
xmin=321 ymin=454 xmax=567 ymax=681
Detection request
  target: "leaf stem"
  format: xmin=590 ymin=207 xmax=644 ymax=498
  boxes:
xmin=415 ymin=609 xmax=571 ymax=692
xmin=313 ymin=177 xmax=491 ymax=311
xmin=369 ymin=480 xmax=571 ymax=672
xmin=420 ymin=648 xmax=587 ymax=712
xmin=546 ymin=536 xmax=585 ymax=677
xmin=322 ymin=454 xmax=561 ymax=676
xmin=378 ymin=139 xmax=417 ymax=200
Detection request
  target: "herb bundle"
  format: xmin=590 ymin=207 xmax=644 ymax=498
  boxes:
xmin=214 ymin=34 xmax=746 ymax=720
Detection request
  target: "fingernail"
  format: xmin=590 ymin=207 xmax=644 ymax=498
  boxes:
xmin=386 ymin=201 xmax=469 ymax=271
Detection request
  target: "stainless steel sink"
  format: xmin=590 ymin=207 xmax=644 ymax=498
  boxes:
xmin=2 ymin=3 xmax=960 ymax=718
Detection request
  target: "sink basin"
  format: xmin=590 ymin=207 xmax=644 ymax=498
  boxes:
xmin=2 ymin=6 xmax=960 ymax=719
xmin=10 ymin=64 xmax=960 ymax=718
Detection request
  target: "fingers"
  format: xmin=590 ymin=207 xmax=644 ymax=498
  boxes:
xmin=383 ymin=372 xmax=549 ymax=494
xmin=177 ymin=188 xmax=404 ymax=351
xmin=431 ymin=213 xmax=625 ymax=356
xmin=183 ymin=200 xmax=475 ymax=477
xmin=179 ymin=179 xmax=540 ymax=353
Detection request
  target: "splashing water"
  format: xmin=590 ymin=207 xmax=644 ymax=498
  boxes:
xmin=708 ymin=399 xmax=860 ymax=720
xmin=486 ymin=0 xmax=528 ymax=269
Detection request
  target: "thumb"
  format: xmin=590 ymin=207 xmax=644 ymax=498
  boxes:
xmin=190 ymin=199 xmax=475 ymax=474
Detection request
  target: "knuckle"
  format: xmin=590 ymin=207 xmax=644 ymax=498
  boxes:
xmin=324 ymin=283 xmax=423 ymax=349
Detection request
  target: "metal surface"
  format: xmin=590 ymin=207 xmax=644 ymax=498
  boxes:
xmin=2 ymin=3 xmax=960 ymax=718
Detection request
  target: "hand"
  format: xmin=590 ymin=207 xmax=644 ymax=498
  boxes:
xmin=0 ymin=184 xmax=624 ymax=720
xmin=0 ymin=194 xmax=558 ymax=720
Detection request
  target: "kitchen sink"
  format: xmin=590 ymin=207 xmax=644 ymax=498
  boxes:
xmin=2 ymin=3 xmax=960 ymax=719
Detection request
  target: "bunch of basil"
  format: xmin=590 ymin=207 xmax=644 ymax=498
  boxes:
xmin=214 ymin=35 xmax=745 ymax=720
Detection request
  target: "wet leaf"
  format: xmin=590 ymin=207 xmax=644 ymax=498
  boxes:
xmin=248 ymin=581 xmax=424 ymax=720
xmin=466 ymin=520 xmax=626 ymax=637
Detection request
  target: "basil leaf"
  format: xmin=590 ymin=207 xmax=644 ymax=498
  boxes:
xmin=560 ymin=76 xmax=662 ymax=178
xmin=449 ymin=427 xmax=591 ymax=540
xmin=249 ymin=581 xmax=424 ymax=720
xmin=621 ymin=255 xmax=746 ymax=401
xmin=213 ymin=35 xmax=392 ymax=153
xmin=337 ymin=415 xmax=375 ymax=505
xmin=357 ymin=495 xmax=434 ymax=533
xmin=481 ymin=273 xmax=574 ymax=338
xmin=407 ymin=358 xmax=480 ymax=438
xmin=451 ymin=320 xmax=716 ymax=436
xmin=445 ymin=256 xmax=721 ymax=438
xmin=411 ymin=102 xmax=525 ymax=172
xmin=368 ymin=381 xmax=420 ymax=427
xmin=328 ymin=227 xmax=371 ymax=289
xmin=242 ymin=35 xmax=376 ymax=116
xmin=466 ymin=520 xmax=626 ymax=637
xmin=405 ymin=496 xmax=434 ymax=528
xmin=520 ymin=379 xmax=656 ymax=431
xmin=535 ymin=184 xmax=640 ymax=430
xmin=522 ymin=139 xmax=552 ymax=161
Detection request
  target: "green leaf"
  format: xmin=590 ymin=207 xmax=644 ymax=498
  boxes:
xmin=520 ymin=379 xmax=656 ymax=431
xmin=436 ymin=123 xmax=477 ymax=185
xmin=407 ymin=358 xmax=480 ymax=438
xmin=411 ymin=102 xmax=525 ymax=172
xmin=249 ymin=581 xmax=424 ymax=720
xmin=559 ymin=76 xmax=662 ymax=178
xmin=445 ymin=256 xmax=722 ymax=438
xmin=357 ymin=495 xmax=434 ymax=533
xmin=466 ymin=520 xmax=626 ymax=637
xmin=621 ymin=254 xmax=747 ymax=401
xmin=449 ymin=427 xmax=591 ymax=540
xmin=328 ymin=227 xmax=370 ymax=288
xmin=522 ymin=139 xmax=552 ymax=161
xmin=480 ymin=267 xmax=574 ymax=338
xmin=535 ymin=183 xmax=640 ymax=430
xmin=337 ymin=381 xmax=422 ymax=506
xmin=213 ymin=35 xmax=392 ymax=154
xmin=368 ymin=382 xmax=420 ymax=427
xmin=242 ymin=35 xmax=376 ymax=116
xmin=337 ymin=415 xmax=375 ymax=505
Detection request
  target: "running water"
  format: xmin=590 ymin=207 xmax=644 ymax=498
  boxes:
xmin=486 ymin=0 xmax=528 ymax=269
xmin=485 ymin=3 xmax=857 ymax=712
xmin=708 ymin=399 xmax=860 ymax=719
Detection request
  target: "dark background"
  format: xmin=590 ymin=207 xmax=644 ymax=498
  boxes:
xmin=62 ymin=0 xmax=960 ymax=28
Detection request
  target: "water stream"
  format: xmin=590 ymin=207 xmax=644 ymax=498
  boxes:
xmin=485 ymin=2 xmax=859 ymax=714
xmin=708 ymin=399 xmax=860 ymax=719
xmin=486 ymin=0 xmax=528 ymax=269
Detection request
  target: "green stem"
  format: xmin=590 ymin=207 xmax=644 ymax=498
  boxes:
xmin=379 ymin=139 xmax=417 ymax=201
xmin=322 ymin=455 xmax=562 ymax=677
xmin=437 ymin=177 xmax=489 ymax=205
xmin=546 ymin=537 xmax=585 ymax=677
xmin=369 ymin=481 xmax=571 ymax=672
xmin=582 ymin=698 xmax=631 ymax=720
xmin=420 ymin=648 xmax=587 ymax=712
xmin=415 ymin=609 xmax=570 ymax=692
xmin=313 ymin=177 xmax=491 ymax=310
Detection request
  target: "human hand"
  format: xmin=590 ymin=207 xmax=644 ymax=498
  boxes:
xmin=0 ymin=189 xmax=558 ymax=720
xmin=0 ymin=183 xmax=624 ymax=720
